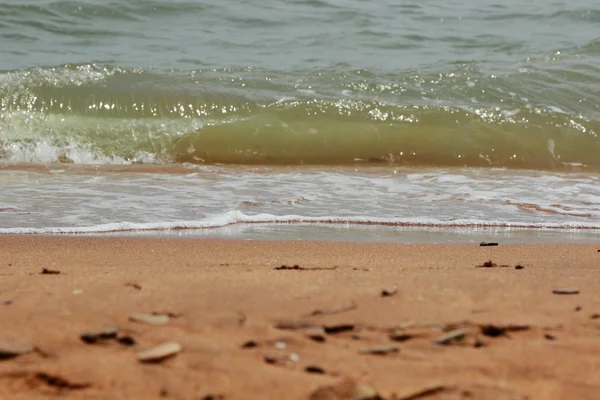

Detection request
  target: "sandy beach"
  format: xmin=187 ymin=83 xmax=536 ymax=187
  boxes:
xmin=0 ymin=235 xmax=599 ymax=399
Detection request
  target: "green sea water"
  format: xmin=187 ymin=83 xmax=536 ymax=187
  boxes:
xmin=1 ymin=0 xmax=599 ymax=170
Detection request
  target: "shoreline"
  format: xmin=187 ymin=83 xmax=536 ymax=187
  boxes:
xmin=1 ymin=236 xmax=599 ymax=399
xmin=3 ymin=222 xmax=600 ymax=244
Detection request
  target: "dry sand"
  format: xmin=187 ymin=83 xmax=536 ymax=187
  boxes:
xmin=0 ymin=235 xmax=599 ymax=399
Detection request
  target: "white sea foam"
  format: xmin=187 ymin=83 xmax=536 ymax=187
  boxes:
xmin=2 ymin=211 xmax=600 ymax=235
xmin=1 ymin=167 xmax=599 ymax=235
xmin=2 ymin=138 xmax=157 ymax=165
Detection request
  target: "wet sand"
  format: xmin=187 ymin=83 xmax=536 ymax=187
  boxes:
xmin=0 ymin=235 xmax=599 ymax=399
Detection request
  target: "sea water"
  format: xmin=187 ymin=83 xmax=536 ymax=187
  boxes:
xmin=1 ymin=0 xmax=599 ymax=242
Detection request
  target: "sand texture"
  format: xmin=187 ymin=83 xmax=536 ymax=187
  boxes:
xmin=0 ymin=236 xmax=599 ymax=400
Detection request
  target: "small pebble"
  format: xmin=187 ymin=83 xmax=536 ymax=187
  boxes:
xmin=544 ymin=333 xmax=557 ymax=341
xmin=515 ymin=265 xmax=525 ymax=270
xmin=434 ymin=329 xmax=467 ymax=345
xmin=0 ymin=341 xmax=34 ymax=359
xmin=380 ymin=286 xmax=398 ymax=297
xmin=3 ymin=300 xmax=12 ymax=305
xmin=479 ymin=242 xmax=499 ymax=246
xmin=353 ymin=384 xmax=381 ymax=400
xmin=130 ymin=313 xmax=169 ymax=326
xmin=274 ymin=341 xmax=287 ymax=349
xmin=289 ymin=353 xmax=300 ymax=362
xmin=304 ymin=327 xmax=327 ymax=342
xmin=137 ymin=342 xmax=181 ymax=363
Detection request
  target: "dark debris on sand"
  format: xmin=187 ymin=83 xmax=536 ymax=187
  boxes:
xmin=40 ymin=268 xmax=61 ymax=275
xmin=275 ymin=264 xmax=338 ymax=271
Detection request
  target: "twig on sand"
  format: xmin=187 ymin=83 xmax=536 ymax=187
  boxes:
xmin=275 ymin=265 xmax=338 ymax=271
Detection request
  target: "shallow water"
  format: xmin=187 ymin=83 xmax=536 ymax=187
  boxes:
xmin=1 ymin=0 xmax=599 ymax=238
xmin=1 ymin=165 xmax=599 ymax=238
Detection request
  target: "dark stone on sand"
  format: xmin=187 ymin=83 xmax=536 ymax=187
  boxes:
xmin=3 ymin=300 xmax=11 ymax=305
xmin=544 ymin=333 xmax=556 ymax=341
xmin=389 ymin=333 xmax=412 ymax=342
xmin=80 ymin=327 xmax=119 ymax=344
xmin=575 ymin=306 xmax=582 ymax=312
xmin=515 ymin=265 xmax=525 ymax=270
xmin=305 ymin=365 xmax=326 ymax=374
xmin=241 ymin=340 xmax=259 ymax=349
xmin=380 ymin=286 xmax=398 ymax=297
xmin=479 ymin=323 xmax=530 ymax=337
xmin=202 ymin=395 xmax=225 ymax=400
xmin=389 ymin=330 xmax=422 ymax=342
xmin=476 ymin=260 xmax=497 ymax=268
xmin=118 ymin=336 xmax=136 ymax=346
xmin=480 ymin=242 xmax=499 ymax=246
xmin=552 ymin=288 xmax=580 ymax=295
xmin=323 ymin=324 xmax=355 ymax=334
xmin=275 ymin=264 xmax=304 ymax=270
xmin=40 ymin=268 xmax=61 ymax=275
xmin=590 ymin=313 xmax=600 ymax=320
xmin=125 ymin=282 xmax=142 ymax=290
xmin=263 ymin=354 xmax=279 ymax=364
